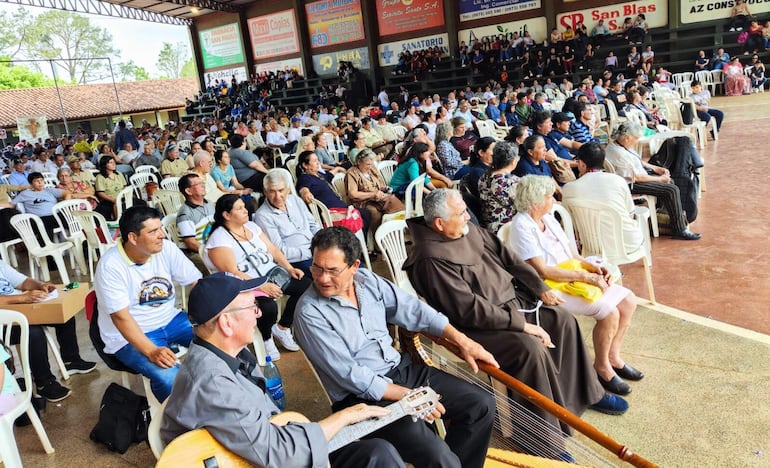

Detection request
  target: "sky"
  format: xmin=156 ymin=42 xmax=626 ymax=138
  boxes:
xmin=0 ymin=3 xmax=192 ymax=78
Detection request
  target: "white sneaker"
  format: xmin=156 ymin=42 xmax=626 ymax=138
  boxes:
xmin=263 ymin=338 xmax=281 ymax=362
xmin=272 ymin=324 xmax=300 ymax=351
xmin=730 ymin=27 xmax=736 ymax=32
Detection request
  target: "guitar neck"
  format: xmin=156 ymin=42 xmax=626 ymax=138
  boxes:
xmin=327 ymin=400 xmax=407 ymax=452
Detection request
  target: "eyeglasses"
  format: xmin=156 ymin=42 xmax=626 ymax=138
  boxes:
xmin=222 ymin=301 xmax=259 ymax=315
xmin=310 ymin=263 xmax=353 ymax=277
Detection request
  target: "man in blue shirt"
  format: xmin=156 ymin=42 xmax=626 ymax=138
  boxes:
xmin=295 ymin=227 xmax=497 ymax=468
xmin=7 ymin=159 xmax=29 ymax=186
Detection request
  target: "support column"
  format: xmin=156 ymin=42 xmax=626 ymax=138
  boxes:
xmin=361 ymin=0 xmax=380 ymax=92
xmin=188 ymin=22 xmax=206 ymax=91
xmin=294 ymin=0 xmax=313 ymax=77
xmin=444 ymin=0 xmax=459 ymax=61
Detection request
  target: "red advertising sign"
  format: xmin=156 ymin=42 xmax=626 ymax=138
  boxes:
xmin=376 ymin=0 xmax=445 ymax=37
xmin=247 ymin=9 xmax=300 ymax=60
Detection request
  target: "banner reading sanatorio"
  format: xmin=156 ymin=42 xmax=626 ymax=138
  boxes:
xmin=556 ymin=1 xmax=666 ymax=33
xmin=681 ymin=0 xmax=770 ymax=24
xmin=459 ymin=17 xmax=548 ymax=46
xmin=312 ymin=47 xmax=371 ymax=75
xmin=199 ymin=23 xmax=245 ymax=69
xmin=306 ymin=0 xmax=365 ymax=48
xmin=247 ymin=10 xmax=300 ymax=60
xmin=376 ymin=0 xmax=444 ymax=37
xmin=459 ymin=0 xmax=541 ymax=22
xmin=377 ymin=33 xmax=450 ymax=66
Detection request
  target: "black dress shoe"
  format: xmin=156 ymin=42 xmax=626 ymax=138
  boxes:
xmin=672 ymin=229 xmax=701 ymax=240
xmin=598 ymin=374 xmax=631 ymax=395
xmin=613 ymin=364 xmax=645 ymax=381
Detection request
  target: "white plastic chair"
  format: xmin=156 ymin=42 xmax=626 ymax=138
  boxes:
xmin=152 ymin=190 xmax=185 ymax=217
xmin=562 ymin=198 xmax=656 ymax=304
xmin=331 ymin=172 xmax=347 ymax=203
xmin=41 ymin=172 xmax=58 ymax=188
xmin=160 ymin=177 xmax=180 ymax=192
xmin=710 ymin=69 xmax=724 ymax=95
xmin=176 ymin=140 xmax=193 ymax=153
xmin=695 ymin=70 xmax=717 ymax=96
xmin=51 ymin=199 xmax=90 ymax=274
xmin=307 ymin=199 xmax=371 ymax=270
xmin=374 ymin=220 xmax=416 ymax=296
xmin=10 ymin=213 xmax=73 ymax=285
xmin=551 ymin=203 xmax=579 ymax=252
xmin=377 ymin=160 xmax=398 ymax=185
xmin=404 ymin=173 xmax=427 ymax=219
xmin=148 ymin=399 xmax=169 ymax=459
xmin=71 ymin=210 xmax=115 ymax=281
xmin=161 ymin=215 xmax=187 ymax=309
xmin=496 ymin=221 xmax=512 ymax=244
xmin=114 ymin=186 xmax=135 ymax=221
xmin=0 ymin=238 xmax=22 ymax=269
xmin=0 ymin=310 xmax=55 ymax=467
xmin=129 ymin=172 xmax=159 ymax=200
xmin=283 ymin=159 xmax=298 ymax=185
xmin=134 ymin=165 xmax=159 ymax=176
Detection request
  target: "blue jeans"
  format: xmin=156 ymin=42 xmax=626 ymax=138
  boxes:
xmin=114 ymin=311 xmax=193 ymax=402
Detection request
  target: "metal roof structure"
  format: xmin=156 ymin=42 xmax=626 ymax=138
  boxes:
xmin=0 ymin=0 xmax=251 ymax=26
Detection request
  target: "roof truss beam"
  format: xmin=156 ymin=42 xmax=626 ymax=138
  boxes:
xmin=1 ymin=0 xmax=196 ymax=25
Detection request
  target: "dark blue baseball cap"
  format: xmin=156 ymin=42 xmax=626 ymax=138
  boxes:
xmin=188 ymin=272 xmax=268 ymax=326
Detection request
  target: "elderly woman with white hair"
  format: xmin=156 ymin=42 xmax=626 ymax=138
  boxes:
xmin=605 ymin=122 xmax=700 ymax=240
xmin=508 ymin=175 xmax=642 ymax=396
xmin=434 ymin=121 xmax=464 ymax=180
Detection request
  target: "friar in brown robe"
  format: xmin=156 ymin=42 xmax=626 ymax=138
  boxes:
xmin=403 ymin=196 xmax=608 ymax=455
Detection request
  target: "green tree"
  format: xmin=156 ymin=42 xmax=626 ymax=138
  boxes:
xmin=180 ymin=58 xmax=197 ymax=78
xmin=117 ymin=60 xmax=150 ymax=82
xmin=156 ymin=42 xmax=189 ymax=79
xmin=0 ymin=58 xmax=54 ymax=90
xmin=0 ymin=9 xmax=33 ymax=59
xmin=23 ymin=10 xmax=119 ymax=84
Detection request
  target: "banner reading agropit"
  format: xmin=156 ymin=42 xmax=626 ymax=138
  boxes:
xmin=459 ymin=0 xmax=542 ymax=22
xmin=306 ymin=0 xmax=365 ymax=48
xmin=199 ymin=23 xmax=245 ymax=69
xmin=376 ymin=0 xmax=445 ymax=37
xmin=247 ymin=9 xmax=300 ymax=60
xmin=458 ymin=17 xmax=548 ymax=46
xmin=556 ymin=1 xmax=666 ymax=33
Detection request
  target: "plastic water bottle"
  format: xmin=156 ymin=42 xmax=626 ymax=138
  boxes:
xmin=263 ymin=356 xmax=286 ymax=410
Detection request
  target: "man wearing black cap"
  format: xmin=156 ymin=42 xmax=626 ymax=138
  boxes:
xmin=161 ymin=272 xmax=402 ymax=467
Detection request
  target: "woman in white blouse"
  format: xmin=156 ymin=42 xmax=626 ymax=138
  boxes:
xmin=205 ymin=194 xmax=311 ymax=360
xmin=508 ymin=175 xmax=641 ymax=396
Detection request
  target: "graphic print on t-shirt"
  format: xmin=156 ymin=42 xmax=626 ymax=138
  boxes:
xmin=137 ymin=277 xmax=174 ymax=307
xmin=240 ymin=246 xmax=272 ymax=277
xmin=0 ymin=278 xmax=15 ymax=295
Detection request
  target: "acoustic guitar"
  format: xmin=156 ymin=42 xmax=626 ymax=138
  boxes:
xmin=157 ymin=386 xmax=439 ymax=467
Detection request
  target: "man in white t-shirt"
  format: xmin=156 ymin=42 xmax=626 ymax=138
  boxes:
xmin=95 ymin=206 xmax=202 ymax=401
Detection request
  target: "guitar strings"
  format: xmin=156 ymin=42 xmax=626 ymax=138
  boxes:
xmin=420 ymin=343 xmax=615 ymax=467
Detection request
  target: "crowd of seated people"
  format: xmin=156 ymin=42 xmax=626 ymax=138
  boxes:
xmin=2 ymin=25 xmax=738 ymax=462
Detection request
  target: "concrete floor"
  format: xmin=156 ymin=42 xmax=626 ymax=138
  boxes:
xmin=8 ymin=93 xmax=770 ymax=467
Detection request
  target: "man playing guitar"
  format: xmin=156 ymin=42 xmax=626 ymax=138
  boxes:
xmin=160 ymin=272 xmax=403 ymax=467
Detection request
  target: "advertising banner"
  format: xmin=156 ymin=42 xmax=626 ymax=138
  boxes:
xmin=255 ymin=58 xmax=304 ymax=76
xmin=377 ymin=33 xmax=450 ymax=66
xmin=556 ymin=1 xmax=666 ymax=33
xmin=17 ymin=115 xmax=48 ymax=141
xmin=312 ymin=47 xmax=371 ymax=75
xmin=306 ymin=0 xmax=365 ymax=48
xmin=459 ymin=17 xmax=548 ymax=45
xmin=681 ymin=0 xmax=770 ymax=24
xmin=459 ymin=0 xmax=542 ymax=22
xmin=247 ymin=9 xmax=300 ymax=60
xmin=199 ymin=23 xmax=245 ymax=69
xmin=376 ymin=0 xmax=445 ymax=37
xmin=203 ymin=67 xmax=248 ymax=88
